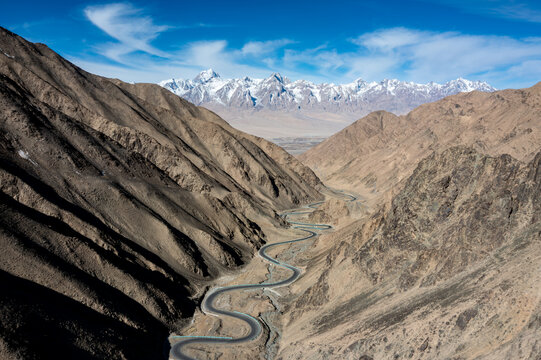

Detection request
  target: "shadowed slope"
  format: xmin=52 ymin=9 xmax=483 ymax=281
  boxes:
xmin=0 ymin=27 xmax=322 ymax=359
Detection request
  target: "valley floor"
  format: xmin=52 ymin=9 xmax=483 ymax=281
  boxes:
xmin=270 ymin=137 xmax=327 ymax=156
xmin=168 ymin=189 xmax=359 ymax=360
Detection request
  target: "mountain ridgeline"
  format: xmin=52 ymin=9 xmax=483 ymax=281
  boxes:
xmin=160 ymin=69 xmax=494 ymax=114
xmin=0 ymin=27 xmax=322 ymax=359
xmin=300 ymin=82 xmax=541 ymax=207
xmin=159 ymin=69 xmax=495 ymax=138
xmin=276 ymin=81 xmax=541 ymax=359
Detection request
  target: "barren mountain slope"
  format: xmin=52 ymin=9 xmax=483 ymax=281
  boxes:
xmin=0 ymin=27 xmax=321 ymax=360
xmin=300 ymin=84 xmax=541 ymax=206
xmin=278 ymin=147 xmax=541 ymax=359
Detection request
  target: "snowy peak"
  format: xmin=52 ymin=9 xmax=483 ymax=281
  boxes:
xmin=266 ymin=72 xmax=288 ymax=84
xmin=193 ymin=68 xmax=220 ymax=83
xmin=444 ymin=77 xmax=495 ymax=93
xmin=159 ymin=73 xmax=496 ymax=114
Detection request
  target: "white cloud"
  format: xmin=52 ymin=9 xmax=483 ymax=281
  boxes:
xmin=79 ymin=4 xmax=541 ymax=89
xmin=81 ymin=3 xmax=300 ymax=79
xmin=283 ymin=45 xmax=348 ymax=80
xmin=346 ymin=56 xmax=400 ymax=81
xmin=68 ymin=58 xmax=182 ymax=83
xmin=181 ymin=40 xmax=229 ymax=67
xmin=282 ymin=28 xmax=541 ymax=87
xmin=348 ymin=28 xmax=541 ymax=84
xmin=84 ymin=3 xmax=170 ymax=61
xmin=241 ymin=39 xmax=294 ymax=56
xmin=493 ymin=4 xmax=541 ymax=23
xmin=353 ymin=27 xmax=423 ymax=52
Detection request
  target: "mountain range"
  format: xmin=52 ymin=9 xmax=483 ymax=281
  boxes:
xmin=160 ymin=70 xmax=496 ymax=138
xmin=299 ymin=82 xmax=541 ymax=207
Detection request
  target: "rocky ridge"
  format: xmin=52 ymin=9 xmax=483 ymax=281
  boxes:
xmin=300 ymin=82 xmax=541 ymax=207
xmin=0 ymin=27 xmax=322 ymax=360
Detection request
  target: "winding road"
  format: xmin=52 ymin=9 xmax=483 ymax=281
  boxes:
xmin=170 ymin=190 xmax=356 ymax=360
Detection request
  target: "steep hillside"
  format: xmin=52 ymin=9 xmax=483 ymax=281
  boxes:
xmin=278 ymin=147 xmax=541 ymax=359
xmin=0 ymin=27 xmax=321 ymax=359
xmin=300 ymin=83 xmax=541 ymax=206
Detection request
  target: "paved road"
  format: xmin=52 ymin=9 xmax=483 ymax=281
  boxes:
xmin=170 ymin=190 xmax=355 ymax=360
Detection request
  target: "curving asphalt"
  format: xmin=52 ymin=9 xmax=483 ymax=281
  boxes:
xmin=169 ymin=189 xmax=356 ymax=360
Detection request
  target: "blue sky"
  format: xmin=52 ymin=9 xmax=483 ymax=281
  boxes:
xmin=2 ymin=0 xmax=541 ymax=88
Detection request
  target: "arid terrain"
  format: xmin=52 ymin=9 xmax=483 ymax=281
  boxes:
xmin=166 ymin=85 xmax=541 ymax=360
xmin=0 ymin=27 xmax=322 ymax=359
xmin=300 ymin=83 xmax=541 ymax=207
xmin=281 ymin=84 xmax=541 ymax=359
xmin=1 ymin=24 xmax=540 ymax=360
xmin=276 ymin=147 xmax=541 ymax=359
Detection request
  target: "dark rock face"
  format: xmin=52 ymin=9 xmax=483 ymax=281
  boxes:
xmin=456 ymin=308 xmax=478 ymax=330
xmin=418 ymin=338 xmax=429 ymax=352
xmin=0 ymin=27 xmax=322 ymax=359
xmin=0 ymin=270 xmax=168 ymax=359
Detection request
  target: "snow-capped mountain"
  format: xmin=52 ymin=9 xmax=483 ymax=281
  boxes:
xmin=158 ymin=69 xmax=496 ymax=138
xmin=159 ymin=69 xmax=496 ymax=114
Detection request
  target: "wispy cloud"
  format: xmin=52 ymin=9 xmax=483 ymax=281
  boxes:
xmin=280 ymin=28 xmax=541 ymax=86
xmin=241 ymin=39 xmax=295 ymax=56
xmin=81 ymin=3 xmax=296 ymax=77
xmin=352 ymin=28 xmax=541 ymax=82
xmin=79 ymin=3 xmax=297 ymax=79
xmin=84 ymin=3 xmax=170 ymax=61
xmin=493 ymin=3 xmax=541 ymax=23
xmin=77 ymin=2 xmax=541 ymax=89
xmin=353 ymin=28 xmax=423 ymax=52
xmin=423 ymin=0 xmax=541 ymax=24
